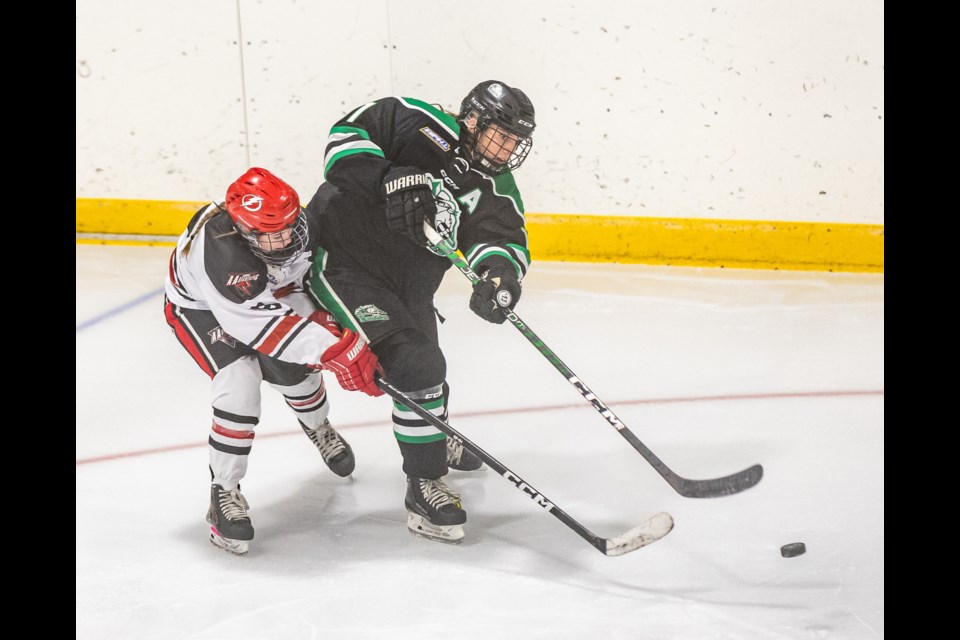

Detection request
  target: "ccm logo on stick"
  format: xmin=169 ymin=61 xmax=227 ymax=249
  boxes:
xmin=503 ymin=471 xmax=554 ymax=510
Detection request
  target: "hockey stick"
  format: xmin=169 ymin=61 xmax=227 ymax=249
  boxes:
xmin=376 ymin=376 xmax=674 ymax=556
xmin=423 ymin=223 xmax=763 ymax=498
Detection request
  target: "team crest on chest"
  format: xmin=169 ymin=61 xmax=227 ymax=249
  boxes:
xmin=426 ymin=174 xmax=462 ymax=255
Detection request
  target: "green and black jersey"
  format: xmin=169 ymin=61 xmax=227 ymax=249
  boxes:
xmin=318 ymin=96 xmax=531 ymax=282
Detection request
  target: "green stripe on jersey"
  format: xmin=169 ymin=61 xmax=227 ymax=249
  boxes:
xmin=346 ymin=102 xmax=377 ymax=122
xmin=398 ymin=98 xmax=460 ymax=138
xmin=307 ymin=248 xmax=364 ymax=336
xmin=491 ymin=172 xmax=525 ymax=215
xmin=507 ymin=242 xmax=531 ymax=269
xmin=324 ymin=146 xmax=386 ymax=177
xmin=394 ymin=431 xmax=447 ymax=444
xmin=330 ymin=125 xmax=370 ymax=140
xmin=468 ymin=247 xmax=522 ymax=278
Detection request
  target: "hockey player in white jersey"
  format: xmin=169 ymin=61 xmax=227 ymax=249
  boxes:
xmin=163 ymin=167 xmax=384 ymax=556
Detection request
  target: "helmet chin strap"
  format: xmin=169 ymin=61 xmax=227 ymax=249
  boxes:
xmin=478 ymin=156 xmax=503 ymax=173
xmin=251 ymin=242 xmax=304 ymax=268
xmin=458 ymin=127 xmax=492 ymax=171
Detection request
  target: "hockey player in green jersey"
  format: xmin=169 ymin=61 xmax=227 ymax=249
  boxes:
xmin=306 ymin=80 xmax=536 ymax=544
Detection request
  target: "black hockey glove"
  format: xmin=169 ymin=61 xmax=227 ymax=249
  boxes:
xmin=382 ymin=166 xmax=436 ymax=246
xmin=469 ymin=263 xmax=521 ymax=324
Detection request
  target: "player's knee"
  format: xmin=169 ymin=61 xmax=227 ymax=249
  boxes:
xmin=375 ymin=330 xmax=446 ymax=391
xmin=212 ymin=357 xmax=263 ymax=417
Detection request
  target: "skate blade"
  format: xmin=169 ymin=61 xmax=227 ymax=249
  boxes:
xmin=406 ymin=513 xmax=464 ymax=544
xmin=209 ymin=526 xmax=250 ymax=556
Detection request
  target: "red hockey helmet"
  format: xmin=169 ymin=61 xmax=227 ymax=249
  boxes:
xmin=224 ymin=168 xmax=309 ymax=266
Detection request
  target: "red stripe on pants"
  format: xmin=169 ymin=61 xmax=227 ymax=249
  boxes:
xmin=212 ymin=422 xmax=256 ymax=440
xmin=288 ymin=383 xmax=326 ymax=408
xmin=164 ymin=301 xmax=215 ymax=378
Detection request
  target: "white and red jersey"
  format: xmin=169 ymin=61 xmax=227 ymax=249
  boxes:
xmin=164 ymin=202 xmax=339 ymax=366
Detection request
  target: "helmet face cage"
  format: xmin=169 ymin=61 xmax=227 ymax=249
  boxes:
xmin=470 ymin=127 xmax=533 ymax=175
xmin=458 ymin=81 xmax=536 ymax=175
xmin=235 ymin=211 xmax=309 ymax=267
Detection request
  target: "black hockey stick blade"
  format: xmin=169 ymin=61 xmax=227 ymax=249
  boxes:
xmin=622 ymin=429 xmax=764 ymax=497
xmin=375 ymin=376 xmax=674 ymax=556
xmin=670 ymin=464 xmax=764 ymax=498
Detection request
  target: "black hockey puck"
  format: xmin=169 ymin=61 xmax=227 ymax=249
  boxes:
xmin=780 ymin=542 xmax=806 ymax=558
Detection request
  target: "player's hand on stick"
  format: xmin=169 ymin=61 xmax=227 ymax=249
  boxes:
xmin=469 ymin=263 xmax=521 ymax=324
xmin=317 ymin=329 xmax=384 ymax=397
xmin=382 ymin=166 xmax=436 ymax=246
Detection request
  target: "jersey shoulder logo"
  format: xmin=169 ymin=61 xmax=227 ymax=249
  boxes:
xmin=355 ymin=304 xmax=390 ymax=322
xmin=226 ymin=272 xmax=260 ymax=298
xmin=419 ymin=126 xmax=451 ymax=151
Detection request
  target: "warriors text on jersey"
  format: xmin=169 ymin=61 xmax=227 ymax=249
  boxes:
xmin=164 ymin=204 xmax=339 ymax=365
xmin=314 ymin=96 xmax=531 ymax=287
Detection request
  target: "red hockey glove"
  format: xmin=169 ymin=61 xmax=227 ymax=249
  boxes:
xmin=308 ymin=309 xmax=343 ymax=339
xmin=319 ymin=328 xmax=384 ymax=397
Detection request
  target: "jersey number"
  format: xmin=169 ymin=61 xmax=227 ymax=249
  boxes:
xmin=251 ymin=302 xmax=282 ymax=311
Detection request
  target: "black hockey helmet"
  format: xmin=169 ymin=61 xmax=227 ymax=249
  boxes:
xmin=457 ymin=80 xmax=536 ymax=175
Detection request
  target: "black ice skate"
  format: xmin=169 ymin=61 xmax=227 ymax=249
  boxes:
xmin=446 ymin=435 xmax=483 ymax=471
xmin=301 ymin=419 xmax=355 ymax=477
xmin=206 ymin=484 xmax=254 ymax=556
xmin=405 ymin=476 xmax=466 ymax=544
